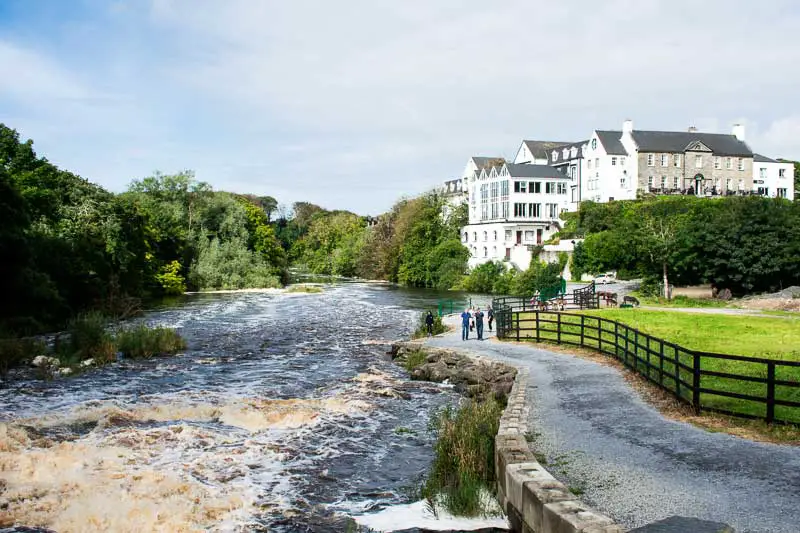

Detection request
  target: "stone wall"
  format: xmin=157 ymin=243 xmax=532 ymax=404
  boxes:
xmin=495 ymin=369 xmax=624 ymax=533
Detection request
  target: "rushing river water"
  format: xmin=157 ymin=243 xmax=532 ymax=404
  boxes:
xmin=0 ymin=282 xmax=495 ymax=532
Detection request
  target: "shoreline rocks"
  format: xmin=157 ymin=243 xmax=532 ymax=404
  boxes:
xmin=390 ymin=343 xmax=517 ymax=403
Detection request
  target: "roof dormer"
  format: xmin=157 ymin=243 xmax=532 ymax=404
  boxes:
xmin=552 ymin=150 xmax=558 ymax=162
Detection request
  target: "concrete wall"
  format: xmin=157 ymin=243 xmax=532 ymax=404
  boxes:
xmin=496 ymin=369 xmax=623 ymax=533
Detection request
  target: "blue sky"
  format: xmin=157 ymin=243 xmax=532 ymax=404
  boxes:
xmin=2 ymin=0 xmax=799 ymax=215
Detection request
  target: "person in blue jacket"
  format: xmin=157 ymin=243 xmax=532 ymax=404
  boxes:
xmin=460 ymin=308 xmax=472 ymax=341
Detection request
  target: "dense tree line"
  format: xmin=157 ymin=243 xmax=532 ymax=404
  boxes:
xmin=0 ymin=124 xmax=286 ymax=334
xmin=569 ymin=196 xmax=800 ymax=296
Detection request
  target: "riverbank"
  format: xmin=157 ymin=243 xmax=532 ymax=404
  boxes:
xmin=424 ymin=316 xmax=799 ymax=532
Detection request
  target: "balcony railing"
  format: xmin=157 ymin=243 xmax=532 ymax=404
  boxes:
xmin=642 ymin=188 xmax=765 ymax=198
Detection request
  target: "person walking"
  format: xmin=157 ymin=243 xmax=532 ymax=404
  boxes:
xmin=474 ymin=307 xmax=485 ymax=340
xmin=487 ymin=305 xmax=494 ymax=332
xmin=460 ymin=308 xmax=471 ymax=341
xmin=425 ymin=310 xmax=434 ymax=337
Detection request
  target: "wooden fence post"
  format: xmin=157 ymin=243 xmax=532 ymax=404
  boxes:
xmin=674 ymin=346 xmax=681 ymax=399
xmin=580 ymin=315 xmax=585 ymax=347
xmin=535 ymin=311 xmax=540 ymax=343
xmin=766 ymin=362 xmax=776 ymax=424
xmin=557 ymin=313 xmax=562 ymax=344
xmin=516 ymin=312 xmax=520 ymax=342
xmin=692 ymin=351 xmax=701 ymax=414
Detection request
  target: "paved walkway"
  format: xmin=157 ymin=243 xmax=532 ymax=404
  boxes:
xmin=423 ymin=316 xmax=800 ymax=533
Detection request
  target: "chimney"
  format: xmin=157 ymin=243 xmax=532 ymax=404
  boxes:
xmin=622 ymin=119 xmax=633 ymax=134
xmin=688 ymin=126 xmax=698 ymax=133
xmin=732 ymin=123 xmax=745 ymax=141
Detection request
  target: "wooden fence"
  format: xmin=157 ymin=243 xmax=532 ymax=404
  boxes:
xmin=492 ymin=305 xmax=800 ymax=425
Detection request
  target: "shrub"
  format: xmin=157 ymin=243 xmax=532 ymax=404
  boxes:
xmin=413 ymin=312 xmax=446 ymax=338
xmin=286 ymin=284 xmax=323 ymax=293
xmin=155 ymin=260 xmax=187 ymax=295
xmin=68 ymin=312 xmax=115 ymax=363
xmin=403 ymin=348 xmax=427 ymax=372
xmin=0 ymin=337 xmax=45 ymax=380
xmin=116 ymin=324 xmax=186 ymax=359
xmin=422 ymin=398 xmax=503 ymax=516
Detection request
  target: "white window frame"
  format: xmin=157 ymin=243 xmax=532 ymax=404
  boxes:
xmin=611 ymin=157 xmax=617 ymax=166
xmin=726 ymin=157 xmax=732 ymax=170
xmin=779 ymin=168 xmax=786 ymax=178
xmin=673 ymin=154 xmax=681 ymax=168
xmin=714 ymin=157 xmax=721 ymax=170
xmin=661 ymin=154 xmax=668 ymax=167
xmin=695 ymin=155 xmax=703 ymax=169
xmin=738 ymin=158 xmax=744 ymax=171
xmin=647 ymin=154 xmax=655 ymax=167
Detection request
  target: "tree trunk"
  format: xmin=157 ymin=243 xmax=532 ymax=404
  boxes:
xmin=662 ymin=261 xmax=670 ymax=300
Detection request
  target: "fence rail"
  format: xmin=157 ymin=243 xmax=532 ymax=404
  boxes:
xmin=491 ymin=304 xmax=800 ymax=425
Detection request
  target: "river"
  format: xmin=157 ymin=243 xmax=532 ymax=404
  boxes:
xmin=0 ymin=282 xmax=493 ymax=532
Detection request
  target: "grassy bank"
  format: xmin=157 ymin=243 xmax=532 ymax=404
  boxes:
xmin=513 ymin=309 xmax=800 ymax=426
xmin=421 ymin=399 xmax=503 ymax=516
xmin=0 ymin=312 xmax=186 ymax=379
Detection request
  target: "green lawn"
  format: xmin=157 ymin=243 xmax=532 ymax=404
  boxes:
xmin=508 ymin=309 xmax=800 ymax=424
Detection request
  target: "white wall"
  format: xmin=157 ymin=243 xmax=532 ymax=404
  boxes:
xmin=754 ymin=161 xmax=795 ymax=200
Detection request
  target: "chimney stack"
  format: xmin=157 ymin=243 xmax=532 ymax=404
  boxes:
xmin=623 ymin=119 xmax=633 ymax=134
xmin=732 ymin=123 xmax=745 ymax=141
xmin=688 ymin=126 xmax=698 ymax=133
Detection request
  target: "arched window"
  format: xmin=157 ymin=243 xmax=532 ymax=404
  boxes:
xmin=483 ymin=231 xmax=488 ymax=241
xmin=463 ymin=232 xmax=468 ymax=242
xmin=493 ymin=230 xmax=498 ymax=241
xmin=473 ymin=232 xmax=477 ymax=241
xmin=483 ymin=247 xmax=488 ymax=258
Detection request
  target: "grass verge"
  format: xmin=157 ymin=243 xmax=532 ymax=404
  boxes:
xmin=421 ymin=398 xmax=503 ymax=516
xmin=635 ymin=294 xmax=730 ymax=308
xmin=286 ymin=284 xmax=323 ymax=293
xmin=511 ymin=308 xmax=800 ymax=428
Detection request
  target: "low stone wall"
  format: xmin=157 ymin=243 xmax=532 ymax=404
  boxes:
xmin=496 ymin=369 xmax=624 ymax=533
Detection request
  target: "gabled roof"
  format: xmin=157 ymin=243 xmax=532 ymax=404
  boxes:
xmin=754 ymin=153 xmax=779 ymax=163
xmin=595 ymin=131 xmax=628 ymax=155
xmin=505 ymin=163 xmax=566 ymax=179
xmin=521 ymin=140 xmax=574 ymax=160
xmin=548 ymin=140 xmax=589 ymax=164
xmin=631 ymin=131 xmax=752 ymax=156
xmin=471 ymin=156 xmax=505 ymax=170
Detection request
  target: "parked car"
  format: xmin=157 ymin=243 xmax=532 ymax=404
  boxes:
xmin=594 ymin=272 xmax=616 ymax=285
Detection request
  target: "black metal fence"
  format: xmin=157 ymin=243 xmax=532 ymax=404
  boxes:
xmin=491 ymin=304 xmax=800 ymax=425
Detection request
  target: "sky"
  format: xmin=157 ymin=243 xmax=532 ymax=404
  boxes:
xmin=1 ymin=0 xmax=799 ymax=215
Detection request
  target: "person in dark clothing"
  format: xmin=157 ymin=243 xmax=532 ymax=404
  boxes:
xmin=474 ymin=307 xmax=484 ymax=340
xmin=487 ymin=306 xmax=494 ymax=331
xmin=425 ymin=311 xmax=434 ymax=337
xmin=460 ymin=308 xmax=471 ymax=341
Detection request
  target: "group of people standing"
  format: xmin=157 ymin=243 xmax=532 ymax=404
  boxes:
xmin=460 ymin=305 xmax=493 ymax=341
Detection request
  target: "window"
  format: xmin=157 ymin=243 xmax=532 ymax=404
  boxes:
xmin=501 ymin=202 xmax=509 ymax=218
xmin=648 ymin=176 xmax=654 ymax=189
xmin=493 ymin=231 xmax=497 ymax=240
xmin=483 ymin=247 xmax=488 ymax=258
xmin=513 ymin=203 xmax=527 ymax=217
xmin=661 ymin=176 xmax=667 ymax=189
xmin=463 ymin=232 xmax=468 ymax=242
xmin=530 ymin=203 xmax=541 ymax=217
xmin=779 ymin=168 xmax=786 ymax=178
xmin=714 ymin=157 xmax=721 ymax=170
xmin=514 ymin=181 xmax=527 ymax=193
xmin=490 ymin=203 xmax=498 ymax=219
xmin=562 ymin=148 xmax=569 ymax=159
xmin=483 ymin=231 xmax=488 ymax=241
xmin=473 ymin=232 xmax=477 ymax=241
xmin=500 ymin=180 xmax=509 ymax=199
xmin=552 ymin=150 xmax=558 ymax=162
xmin=738 ymin=158 xmax=744 ymax=171
xmin=726 ymin=157 xmax=732 ymax=170
xmin=758 ymin=187 xmax=769 ymax=196
xmin=545 ymin=182 xmax=556 ymax=194
xmin=557 ymin=183 xmax=567 ymax=194
xmin=530 ymin=181 xmax=541 ymax=193
xmin=673 ymin=176 xmax=679 ymax=189
xmin=595 ymin=158 xmax=600 ymax=168
xmin=647 ymin=154 xmax=655 ymax=166
xmin=673 ymin=154 xmax=681 ymax=167
xmin=492 ymin=246 xmax=497 ymax=256
xmin=759 ymin=168 xmax=767 ymax=179
xmin=620 ymin=156 xmax=626 ymax=166
xmin=661 ymin=154 xmax=668 ymax=166
xmin=570 ymin=147 xmax=577 ymax=158
xmin=611 ymin=157 xmax=617 ymax=166
xmin=778 ymin=188 xmax=788 ymax=198
xmin=505 ymin=230 xmax=512 ymax=240
xmin=524 ymin=231 xmax=535 ymax=241
xmin=588 ymin=159 xmax=593 ymax=170
xmin=620 ymin=177 xmax=626 ymax=188
xmin=695 ymin=155 xmax=703 ymax=168
xmin=738 ymin=179 xmax=744 ymax=190
xmin=547 ymin=203 xmax=559 ymax=218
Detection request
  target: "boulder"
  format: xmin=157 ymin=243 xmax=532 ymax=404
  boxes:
xmin=80 ymin=358 xmax=95 ymax=368
xmin=58 ymin=367 xmax=74 ymax=377
xmin=31 ymin=355 xmax=59 ymax=368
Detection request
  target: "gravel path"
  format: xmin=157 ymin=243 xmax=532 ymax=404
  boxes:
xmin=423 ymin=316 xmax=800 ymax=533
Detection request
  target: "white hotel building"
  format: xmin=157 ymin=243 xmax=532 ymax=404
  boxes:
xmin=451 ymin=119 xmax=795 ymax=271
xmin=461 ymin=162 xmax=570 ymax=270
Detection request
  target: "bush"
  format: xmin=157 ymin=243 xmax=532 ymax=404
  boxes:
xmin=116 ymin=324 xmax=186 ymax=359
xmin=155 ymin=260 xmax=187 ymax=295
xmin=404 ymin=348 xmax=427 ymax=372
xmin=68 ymin=312 xmax=115 ymax=363
xmin=413 ymin=312 xmax=446 ymax=338
xmin=0 ymin=337 xmax=45 ymax=379
xmin=422 ymin=399 xmax=503 ymax=516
